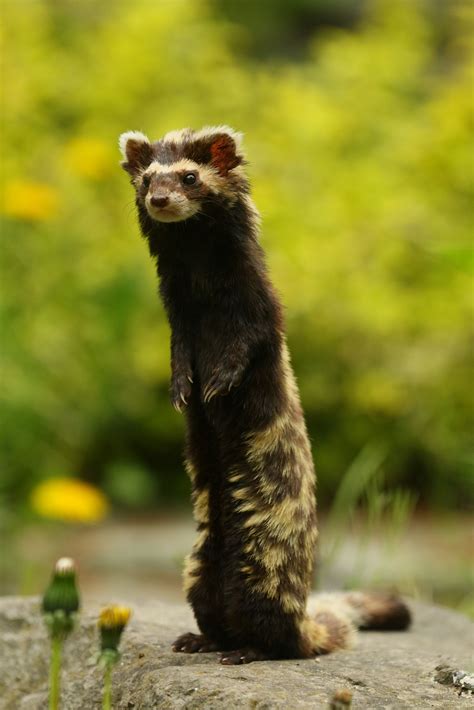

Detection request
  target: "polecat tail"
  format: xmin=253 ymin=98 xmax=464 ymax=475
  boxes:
xmin=342 ymin=591 xmax=412 ymax=631
xmin=301 ymin=591 xmax=411 ymax=655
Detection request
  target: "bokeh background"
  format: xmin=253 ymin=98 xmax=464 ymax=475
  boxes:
xmin=2 ymin=0 xmax=473 ymax=614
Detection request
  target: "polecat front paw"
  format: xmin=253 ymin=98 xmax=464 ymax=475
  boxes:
xmin=170 ymin=370 xmax=193 ymax=412
xmin=202 ymin=366 xmax=243 ymax=403
xmin=172 ymin=632 xmax=220 ymax=653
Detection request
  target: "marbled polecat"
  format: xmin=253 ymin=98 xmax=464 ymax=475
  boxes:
xmin=119 ymin=126 xmax=411 ymax=664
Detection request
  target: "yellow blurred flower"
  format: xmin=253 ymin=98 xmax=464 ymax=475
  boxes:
xmin=30 ymin=477 xmax=109 ymax=523
xmin=2 ymin=180 xmax=59 ymax=221
xmin=64 ymin=137 xmax=113 ymax=180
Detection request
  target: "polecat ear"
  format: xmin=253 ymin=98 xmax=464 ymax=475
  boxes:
xmin=119 ymin=131 xmax=153 ymax=175
xmin=209 ymin=134 xmax=242 ymax=176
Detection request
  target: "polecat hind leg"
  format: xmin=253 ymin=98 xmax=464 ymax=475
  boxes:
xmin=172 ymin=632 xmax=221 ymax=654
xmin=181 ymin=393 xmax=228 ymax=649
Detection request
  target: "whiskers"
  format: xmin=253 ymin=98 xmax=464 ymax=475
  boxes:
xmin=122 ymin=197 xmax=138 ymax=221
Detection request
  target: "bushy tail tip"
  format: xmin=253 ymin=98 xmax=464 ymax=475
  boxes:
xmin=345 ymin=591 xmax=411 ymax=631
xmin=302 ymin=590 xmax=411 ymax=654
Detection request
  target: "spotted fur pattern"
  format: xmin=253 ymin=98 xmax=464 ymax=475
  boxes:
xmin=120 ymin=126 xmax=411 ymax=663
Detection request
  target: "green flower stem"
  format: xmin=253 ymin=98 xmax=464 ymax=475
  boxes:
xmin=102 ymin=660 xmax=113 ymax=710
xmin=49 ymin=637 xmax=62 ymax=710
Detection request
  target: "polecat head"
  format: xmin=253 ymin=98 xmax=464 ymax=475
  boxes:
xmin=119 ymin=126 xmax=247 ymax=223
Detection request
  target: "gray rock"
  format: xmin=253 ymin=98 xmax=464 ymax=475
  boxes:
xmin=0 ymin=596 xmax=472 ymax=709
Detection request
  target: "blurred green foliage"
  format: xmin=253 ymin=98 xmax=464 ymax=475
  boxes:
xmin=1 ymin=0 xmax=473 ymax=511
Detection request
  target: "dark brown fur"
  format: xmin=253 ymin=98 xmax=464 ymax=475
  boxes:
xmin=120 ymin=127 xmax=411 ymax=664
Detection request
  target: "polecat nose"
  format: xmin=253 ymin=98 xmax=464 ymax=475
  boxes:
xmin=150 ymin=195 xmax=169 ymax=208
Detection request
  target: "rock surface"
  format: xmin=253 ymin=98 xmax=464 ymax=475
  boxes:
xmin=0 ymin=596 xmax=472 ymax=709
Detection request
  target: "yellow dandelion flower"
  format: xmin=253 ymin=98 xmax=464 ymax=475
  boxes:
xmin=64 ymin=137 xmax=113 ymax=180
xmin=99 ymin=605 xmax=132 ymax=656
xmin=99 ymin=606 xmax=132 ymax=630
xmin=30 ymin=477 xmax=109 ymax=523
xmin=2 ymin=180 xmax=59 ymax=222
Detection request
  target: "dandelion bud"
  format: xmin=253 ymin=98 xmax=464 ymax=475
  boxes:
xmin=42 ymin=557 xmax=80 ymax=639
xmin=98 ymin=606 xmax=131 ymax=709
xmin=98 ymin=606 xmax=131 ymax=665
xmin=55 ymin=557 xmax=76 ymax=575
xmin=330 ymin=689 xmax=353 ymax=709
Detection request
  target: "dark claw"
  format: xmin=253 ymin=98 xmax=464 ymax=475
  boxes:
xmin=219 ymin=648 xmax=264 ymax=665
xmin=170 ymin=371 xmax=193 ymax=412
xmin=202 ymin=368 xmax=242 ymax=404
xmin=172 ymin=632 xmax=220 ymax=654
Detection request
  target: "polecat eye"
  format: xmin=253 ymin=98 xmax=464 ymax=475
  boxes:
xmin=142 ymin=174 xmax=151 ymax=189
xmin=182 ymin=172 xmax=197 ymax=186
